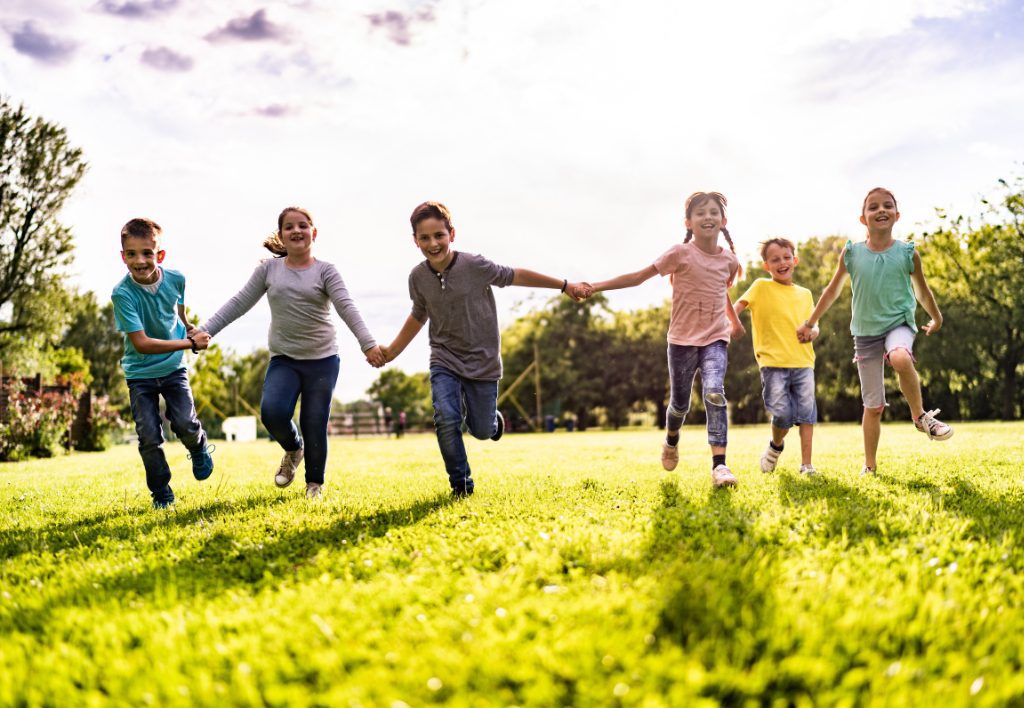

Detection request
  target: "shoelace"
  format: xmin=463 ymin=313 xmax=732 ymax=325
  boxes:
xmin=919 ymin=409 xmax=945 ymax=433
xmin=187 ymin=444 xmax=216 ymax=461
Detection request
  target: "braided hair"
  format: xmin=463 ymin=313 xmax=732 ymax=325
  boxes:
xmin=681 ymin=191 xmax=741 ymax=278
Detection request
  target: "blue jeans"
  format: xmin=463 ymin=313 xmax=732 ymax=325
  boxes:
xmin=127 ymin=368 xmax=207 ymax=499
xmin=261 ymin=355 xmax=340 ymax=485
xmin=760 ymin=366 xmax=817 ymax=429
xmin=666 ymin=340 xmax=729 ymax=447
xmin=430 ymin=366 xmax=500 ymax=494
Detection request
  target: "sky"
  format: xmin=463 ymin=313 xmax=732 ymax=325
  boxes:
xmin=2 ymin=0 xmax=1023 ymax=401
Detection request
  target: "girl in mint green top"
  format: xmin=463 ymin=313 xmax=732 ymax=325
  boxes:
xmin=843 ymin=238 xmax=918 ymax=336
xmin=797 ymin=188 xmax=952 ymax=476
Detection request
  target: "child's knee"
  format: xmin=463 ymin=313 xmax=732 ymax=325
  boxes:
xmin=887 ymin=347 xmax=915 ymax=372
xmin=863 ymin=404 xmax=885 ymax=418
xmin=704 ymin=390 xmax=727 ymax=409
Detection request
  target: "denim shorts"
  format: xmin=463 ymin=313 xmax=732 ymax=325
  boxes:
xmin=853 ymin=325 xmax=916 ymax=409
xmin=759 ymin=366 xmax=817 ymax=429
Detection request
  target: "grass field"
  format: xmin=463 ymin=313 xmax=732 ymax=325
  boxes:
xmin=2 ymin=422 xmax=1023 ymax=706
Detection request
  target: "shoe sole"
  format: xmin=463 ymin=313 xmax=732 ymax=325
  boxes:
xmin=275 ymin=474 xmax=295 ymax=488
xmin=713 ymin=478 xmax=737 ymax=488
xmin=193 ymin=466 xmax=214 ymax=481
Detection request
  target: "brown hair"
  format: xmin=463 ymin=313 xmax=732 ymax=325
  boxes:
xmin=861 ymin=187 xmax=898 ymax=214
xmin=410 ymin=201 xmax=453 ymax=234
xmin=682 ymin=191 xmax=737 ymax=255
xmin=759 ymin=237 xmax=796 ymax=262
xmin=120 ymin=217 xmax=162 ymax=246
xmin=263 ymin=206 xmax=314 ymax=257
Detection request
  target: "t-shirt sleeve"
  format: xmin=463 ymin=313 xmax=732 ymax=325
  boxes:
xmin=476 ymin=255 xmax=515 ymax=288
xmin=728 ymin=253 xmax=740 ymax=286
xmin=653 ymin=244 xmax=683 ymax=277
xmin=111 ymin=290 xmax=143 ymax=333
xmin=409 ymin=271 xmax=427 ymax=323
xmin=737 ymin=279 xmax=760 ymax=306
xmin=905 ymin=240 xmax=916 ymax=273
xmin=842 ymin=239 xmax=855 ymax=272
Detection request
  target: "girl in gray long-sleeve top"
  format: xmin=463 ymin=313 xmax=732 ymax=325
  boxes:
xmin=200 ymin=206 xmax=385 ymax=498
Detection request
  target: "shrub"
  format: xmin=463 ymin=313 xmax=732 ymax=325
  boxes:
xmin=0 ymin=379 xmax=81 ymax=461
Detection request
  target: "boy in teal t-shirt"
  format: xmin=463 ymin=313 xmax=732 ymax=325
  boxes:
xmin=111 ymin=218 xmax=215 ymax=508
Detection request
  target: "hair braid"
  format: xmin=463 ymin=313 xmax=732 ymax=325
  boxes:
xmin=720 ymin=226 xmax=736 ymax=254
xmin=683 ymin=228 xmax=693 ymax=243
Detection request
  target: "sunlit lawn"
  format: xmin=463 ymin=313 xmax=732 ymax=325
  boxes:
xmin=2 ymin=422 xmax=1023 ymax=706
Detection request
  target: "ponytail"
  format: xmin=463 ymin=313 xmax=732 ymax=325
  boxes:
xmin=683 ymin=228 xmax=693 ymax=243
xmin=263 ymin=233 xmax=287 ymax=257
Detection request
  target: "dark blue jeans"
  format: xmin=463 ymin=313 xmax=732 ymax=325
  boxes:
xmin=261 ymin=354 xmax=339 ymax=485
xmin=127 ymin=368 xmax=208 ymax=499
xmin=430 ymin=366 xmax=500 ymax=494
xmin=667 ymin=340 xmax=729 ymax=447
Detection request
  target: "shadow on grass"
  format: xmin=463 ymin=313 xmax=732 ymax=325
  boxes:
xmin=645 ymin=481 xmax=791 ymax=701
xmin=777 ymin=472 xmax=901 ymax=544
xmin=2 ymin=492 xmax=454 ymax=634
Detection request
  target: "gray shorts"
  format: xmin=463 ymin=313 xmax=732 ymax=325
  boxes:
xmin=853 ymin=325 xmax=916 ymax=409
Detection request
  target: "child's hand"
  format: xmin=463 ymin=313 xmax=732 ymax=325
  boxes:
xmin=730 ymin=320 xmax=746 ymax=339
xmin=185 ymin=324 xmax=198 ymax=337
xmin=796 ymin=322 xmax=816 ymax=342
xmin=365 ymin=345 xmax=386 ymax=368
xmin=566 ymin=282 xmax=592 ymax=301
xmin=922 ymin=317 xmax=942 ymax=335
xmin=191 ymin=331 xmax=211 ymax=350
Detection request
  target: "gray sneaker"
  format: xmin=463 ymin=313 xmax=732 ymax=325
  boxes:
xmin=860 ymin=465 xmax=876 ymax=476
xmin=915 ymin=409 xmax=953 ymax=441
xmin=275 ymin=447 xmax=304 ymax=488
xmin=799 ymin=464 xmax=817 ymax=476
xmin=661 ymin=441 xmax=679 ymax=471
xmin=305 ymin=482 xmax=322 ymax=499
xmin=712 ymin=464 xmax=737 ymax=488
xmin=760 ymin=443 xmax=782 ymax=473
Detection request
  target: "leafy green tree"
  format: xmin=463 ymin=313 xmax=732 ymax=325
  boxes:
xmin=60 ymin=290 xmax=127 ymax=409
xmin=918 ymin=176 xmax=1024 ymax=420
xmin=366 ymin=368 xmax=432 ymax=426
xmin=0 ymin=98 xmax=87 ymax=364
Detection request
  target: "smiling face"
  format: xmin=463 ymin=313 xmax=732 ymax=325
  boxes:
xmin=684 ymin=195 xmax=727 ymax=243
xmin=860 ymin=189 xmax=900 ymax=233
xmin=279 ymin=209 xmax=317 ymax=259
xmin=762 ymin=241 xmax=798 ymax=285
xmin=120 ymin=234 xmax=165 ymax=285
xmin=413 ymin=216 xmax=455 ymax=270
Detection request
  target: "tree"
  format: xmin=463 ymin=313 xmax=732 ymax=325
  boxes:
xmin=60 ymin=290 xmax=127 ymax=410
xmin=0 ymin=97 xmax=88 ymax=364
xmin=918 ymin=176 xmax=1024 ymax=420
xmin=366 ymin=368 xmax=432 ymax=426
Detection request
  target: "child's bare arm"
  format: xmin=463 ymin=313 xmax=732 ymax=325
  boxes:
xmin=910 ymin=251 xmax=943 ymax=334
xmin=126 ymin=329 xmax=207 ymax=355
xmin=591 ymin=264 xmax=659 ymax=293
xmin=510 ymin=269 xmax=589 ymax=300
xmin=726 ymin=292 xmax=745 ymax=339
xmin=798 ymin=251 xmax=848 ymax=340
xmin=381 ymin=315 xmax=425 ymax=363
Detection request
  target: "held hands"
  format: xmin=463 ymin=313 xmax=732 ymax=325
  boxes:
xmin=565 ymin=282 xmax=593 ymax=301
xmin=730 ymin=320 xmax=746 ymax=340
xmin=189 ymin=330 xmax=211 ymax=350
xmin=796 ymin=322 xmax=819 ymax=343
xmin=365 ymin=345 xmax=387 ymax=368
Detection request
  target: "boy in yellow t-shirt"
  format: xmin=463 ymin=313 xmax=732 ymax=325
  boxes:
xmin=734 ymin=238 xmax=820 ymax=475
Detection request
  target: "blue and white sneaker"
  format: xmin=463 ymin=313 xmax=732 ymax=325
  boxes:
xmin=188 ymin=444 xmax=216 ymax=481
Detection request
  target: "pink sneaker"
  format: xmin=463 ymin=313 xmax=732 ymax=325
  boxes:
xmin=712 ymin=464 xmax=737 ymax=488
xmin=915 ymin=409 xmax=953 ymax=441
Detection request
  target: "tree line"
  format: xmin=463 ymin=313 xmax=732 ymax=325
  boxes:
xmin=2 ymin=97 xmax=1021 ymax=450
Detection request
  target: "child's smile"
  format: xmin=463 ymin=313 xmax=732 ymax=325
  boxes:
xmin=414 ymin=216 xmax=455 ymax=270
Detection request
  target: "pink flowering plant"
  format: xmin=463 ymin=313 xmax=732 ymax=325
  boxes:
xmin=0 ymin=378 xmax=81 ymax=461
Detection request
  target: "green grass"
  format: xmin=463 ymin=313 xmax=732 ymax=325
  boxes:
xmin=2 ymin=422 xmax=1023 ymax=706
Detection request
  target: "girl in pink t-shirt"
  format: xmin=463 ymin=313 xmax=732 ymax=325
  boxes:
xmin=590 ymin=192 xmax=744 ymax=488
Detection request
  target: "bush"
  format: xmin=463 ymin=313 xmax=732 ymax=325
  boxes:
xmin=0 ymin=379 xmax=81 ymax=461
xmin=74 ymin=396 xmax=126 ymax=452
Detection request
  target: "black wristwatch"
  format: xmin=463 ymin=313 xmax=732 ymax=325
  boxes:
xmin=188 ymin=336 xmax=198 ymax=353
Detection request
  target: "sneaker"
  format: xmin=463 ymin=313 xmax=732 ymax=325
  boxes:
xmin=860 ymin=465 xmax=876 ymax=476
xmin=661 ymin=442 xmax=679 ymax=471
xmin=152 ymin=485 xmax=175 ymax=510
xmin=760 ymin=443 xmax=782 ymax=473
xmin=915 ymin=409 xmax=953 ymax=441
xmin=275 ymin=447 xmax=304 ymax=488
xmin=451 ymin=487 xmax=475 ymax=499
xmin=305 ymin=482 xmax=322 ymax=499
xmin=799 ymin=464 xmax=817 ymax=476
xmin=188 ymin=444 xmax=216 ymax=481
xmin=711 ymin=464 xmax=737 ymax=488
xmin=491 ymin=411 xmax=505 ymax=442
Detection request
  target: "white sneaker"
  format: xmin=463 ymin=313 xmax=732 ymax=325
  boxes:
xmin=760 ymin=443 xmax=782 ymax=473
xmin=860 ymin=465 xmax=876 ymax=476
xmin=711 ymin=464 xmax=737 ymax=488
xmin=799 ymin=464 xmax=817 ymax=476
xmin=275 ymin=447 xmax=304 ymax=487
xmin=661 ymin=442 xmax=679 ymax=471
xmin=915 ymin=409 xmax=953 ymax=441
xmin=305 ymin=482 xmax=322 ymax=499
